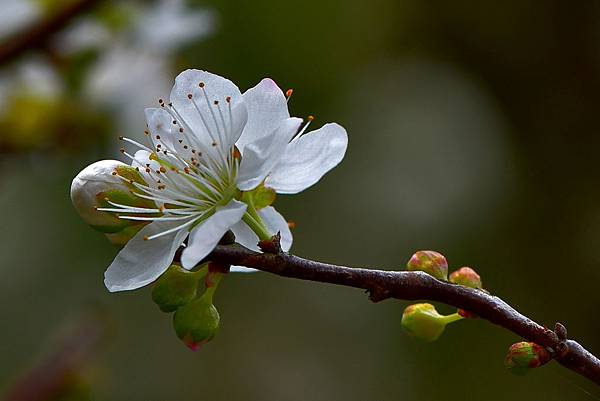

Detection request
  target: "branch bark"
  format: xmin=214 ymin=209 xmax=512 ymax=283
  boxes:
xmin=0 ymin=0 xmax=103 ymax=65
xmin=205 ymin=243 xmax=600 ymax=385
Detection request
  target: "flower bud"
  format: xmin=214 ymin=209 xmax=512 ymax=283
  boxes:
xmin=504 ymin=342 xmax=551 ymax=375
xmin=152 ymin=265 xmax=202 ymax=312
xmin=449 ymin=267 xmax=482 ymax=289
xmin=173 ymin=298 xmax=220 ymax=351
xmin=401 ymin=303 xmax=459 ymax=342
xmin=71 ymin=160 xmax=155 ymax=243
xmin=406 ymin=251 xmax=448 ymax=280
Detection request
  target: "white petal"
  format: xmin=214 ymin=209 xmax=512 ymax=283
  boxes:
xmin=145 ymin=107 xmax=179 ymax=150
xmin=229 ymin=221 xmax=260 ymax=273
xmin=229 ymin=207 xmax=293 ymax=273
xmin=236 ymin=78 xmax=290 ymax=152
xmin=169 ymin=69 xmax=247 ymax=151
xmin=259 ymin=206 xmax=293 ymax=251
xmin=236 ymin=117 xmax=302 ymax=191
xmin=180 ymin=200 xmax=247 ymax=268
xmin=266 ymin=123 xmax=348 ymax=194
xmin=104 ymin=220 xmax=189 ymax=292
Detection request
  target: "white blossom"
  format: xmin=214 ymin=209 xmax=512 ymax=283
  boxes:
xmin=72 ymin=69 xmax=348 ymax=292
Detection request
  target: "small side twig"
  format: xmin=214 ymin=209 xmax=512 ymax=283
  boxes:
xmin=202 ymin=243 xmax=600 ymax=385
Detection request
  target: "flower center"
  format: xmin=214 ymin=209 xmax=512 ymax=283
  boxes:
xmin=97 ymin=82 xmax=242 ymax=241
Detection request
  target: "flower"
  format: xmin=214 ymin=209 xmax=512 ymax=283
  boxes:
xmin=71 ymin=69 xmax=348 ymax=292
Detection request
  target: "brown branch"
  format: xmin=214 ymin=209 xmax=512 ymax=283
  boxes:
xmin=204 ymin=243 xmax=600 ymax=385
xmin=0 ymin=0 xmax=103 ymax=65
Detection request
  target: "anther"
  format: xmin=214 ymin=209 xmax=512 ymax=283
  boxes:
xmin=286 ymin=89 xmax=293 ymax=98
xmin=111 ymin=171 xmax=117 ymax=176
xmin=179 ymin=127 xmax=184 ymax=133
xmin=119 ymin=148 xmax=125 ymax=153
xmin=212 ymin=142 xmax=217 ymax=147
xmin=183 ymin=145 xmax=188 ymax=149
xmin=178 ymin=139 xmax=183 ymax=143
xmin=213 ymin=100 xmax=219 ymax=105
xmin=143 ymin=236 xmax=149 ymax=241
xmin=145 ymin=168 xmax=151 ymax=173
xmin=156 ymin=135 xmax=161 ymax=140
xmin=225 ymin=96 xmax=231 ymax=103
xmin=118 ymin=136 xmax=124 ymax=140
xmin=159 ymin=167 xmax=167 ymax=173
xmin=172 ymin=120 xmax=177 ymax=125
xmin=308 ymin=115 xmax=315 ymax=121
xmin=144 ymin=130 xmax=149 ymax=135
xmin=199 ymin=82 xmax=205 ymax=88
xmin=158 ymin=99 xmax=164 ymax=105
xmin=187 ymin=93 xmax=193 ymax=99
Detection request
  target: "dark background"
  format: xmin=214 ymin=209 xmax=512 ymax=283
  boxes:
xmin=1 ymin=1 xmax=599 ymax=400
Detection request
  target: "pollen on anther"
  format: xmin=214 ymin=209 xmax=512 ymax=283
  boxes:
xmin=159 ymin=167 xmax=167 ymax=173
xmin=308 ymin=115 xmax=315 ymax=121
xmin=158 ymin=99 xmax=164 ymax=105
xmin=172 ymin=120 xmax=177 ymax=125
xmin=286 ymin=89 xmax=293 ymax=98
xmin=111 ymin=171 xmax=117 ymax=176
xmin=156 ymin=135 xmax=161 ymax=140
xmin=118 ymin=136 xmax=124 ymax=140
xmin=145 ymin=168 xmax=151 ymax=173
xmin=179 ymin=127 xmax=184 ymax=133
xmin=183 ymin=145 xmax=188 ymax=149
xmin=288 ymin=221 xmax=297 ymax=229
xmin=143 ymin=236 xmax=149 ymax=241
xmin=144 ymin=130 xmax=149 ymax=135
xmin=187 ymin=93 xmax=193 ymax=99
xmin=225 ymin=96 xmax=231 ymax=103
xmin=213 ymin=100 xmax=219 ymax=105
xmin=199 ymin=82 xmax=205 ymax=88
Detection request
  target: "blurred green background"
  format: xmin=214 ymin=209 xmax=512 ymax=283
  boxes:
xmin=1 ymin=0 xmax=599 ymax=400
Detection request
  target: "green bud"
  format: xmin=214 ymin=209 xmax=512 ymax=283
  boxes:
xmin=505 ymin=342 xmax=551 ymax=375
xmin=71 ymin=160 xmax=155 ymax=243
xmin=449 ymin=267 xmax=482 ymax=289
xmin=152 ymin=265 xmax=203 ymax=312
xmin=173 ymin=297 xmax=220 ymax=351
xmin=401 ymin=303 xmax=461 ymax=342
xmin=406 ymin=251 xmax=448 ymax=280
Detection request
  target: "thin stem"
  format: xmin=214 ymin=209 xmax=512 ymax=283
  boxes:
xmin=441 ymin=312 xmax=463 ymax=325
xmin=195 ymin=243 xmax=600 ymax=386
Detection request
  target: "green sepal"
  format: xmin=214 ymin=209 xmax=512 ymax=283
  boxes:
xmin=251 ymin=184 xmax=276 ymax=210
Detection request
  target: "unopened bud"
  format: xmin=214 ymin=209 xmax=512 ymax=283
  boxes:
xmin=449 ymin=267 xmax=482 ymax=289
xmin=504 ymin=342 xmax=551 ymax=375
xmin=406 ymin=251 xmax=448 ymax=280
xmin=173 ymin=298 xmax=220 ymax=351
xmin=152 ymin=265 xmax=202 ymax=312
xmin=401 ymin=303 xmax=461 ymax=342
xmin=71 ymin=160 xmax=155 ymax=243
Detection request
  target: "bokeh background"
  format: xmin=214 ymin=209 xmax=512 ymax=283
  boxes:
xmin=1 ymin=1 xmax=599 ymax=400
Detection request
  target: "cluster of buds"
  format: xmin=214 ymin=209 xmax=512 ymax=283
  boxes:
xmin=152 ymin=263 xmax=225 ymax=350
xmin=401 ymin=250 xmax=487 ymax=341
xmin=504 ymin=342 xmax=551 ymax=375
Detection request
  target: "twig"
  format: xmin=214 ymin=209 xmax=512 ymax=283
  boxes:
xmin=0 ymin=0 xmax=103 ymax=65
xmin=204 ymin=243 xmax=600 ymax=385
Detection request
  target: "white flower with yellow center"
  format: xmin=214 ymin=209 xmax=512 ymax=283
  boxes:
xmin=71 ymin=69 xmax=348 ymax=292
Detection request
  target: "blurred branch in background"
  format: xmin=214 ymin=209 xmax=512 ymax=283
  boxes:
xmin=3 ymin=312 xmax=109 ymax=401
xmin=205 ymin=242 xmax=600 ymax=386
xmin=0 ymin=0 xmax=103 ymax=65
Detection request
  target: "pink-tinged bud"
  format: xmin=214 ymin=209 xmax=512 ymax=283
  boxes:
xmin=173 ymin=298 xmax=220 ymax=351
xmin=449 ymin=267 xmax=482 ymax=289
xmin=406 ymin=251 xmax=448 ymax=280
xmin=401 ymin=303 xmax=461 ymax=342
xmin=504 ymin=342 xmax=551 ymax=375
